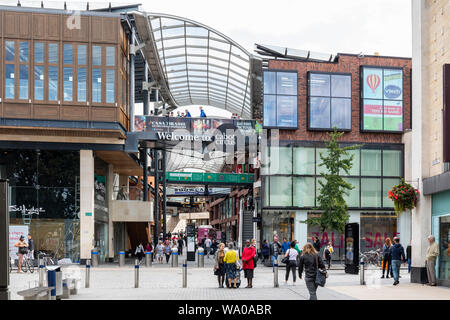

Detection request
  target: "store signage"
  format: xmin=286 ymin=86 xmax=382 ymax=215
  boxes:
xmin=9 ymin=205 xmax=45 ymax=216
xmin=167 ymin=186 xmax=231 ymax=196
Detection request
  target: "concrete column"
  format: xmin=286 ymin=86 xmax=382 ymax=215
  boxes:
xmin=107 ymin=164 xmax=114 ymax=262
xmin=294 ymin=211 xmax=308 ymax=246
xmin=80 ymin=150 xmax=95 ymax=263
xmin=397 ymin=210 xmax=412 ymax=247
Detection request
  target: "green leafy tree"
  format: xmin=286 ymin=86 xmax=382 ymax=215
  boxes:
xmin=306 ymin=127 xmax=360 ymax=233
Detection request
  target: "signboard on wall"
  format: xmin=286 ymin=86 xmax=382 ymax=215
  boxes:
xmin=362 ymin=67 xmax=403 ymax=132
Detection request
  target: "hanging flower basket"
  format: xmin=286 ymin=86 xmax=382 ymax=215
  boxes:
xmin=387 ymin=179 xmax=420 ymax=214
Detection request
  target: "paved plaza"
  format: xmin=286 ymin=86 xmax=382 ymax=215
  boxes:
xmin=8 ymin=254 xmax=450 ymax=300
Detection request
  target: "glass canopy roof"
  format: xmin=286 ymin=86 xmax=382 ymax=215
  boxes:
xmin=145 ymin=13 xmax=253 ymax=118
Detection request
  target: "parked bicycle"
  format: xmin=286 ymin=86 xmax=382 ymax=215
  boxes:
xmin=360 ymin=249 xmax=382 ymax=267
xmin=21 ymin=253 xmax=34 ymax=273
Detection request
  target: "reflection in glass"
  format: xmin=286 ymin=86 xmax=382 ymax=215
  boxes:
xmin=106 ymin=69 xmax=115 ymax=103
xmin=34 ymin=42 xmax=44 ymax=63
xmin=92 ymin=68 xmax=102 ymax=102
xmin=309 ymin=73 xmax=330 ymax=96
xmin=48 ymin=43 xmax=58 ymax=64
xmin=19 ymin=42 xmax=28 ymax=62
xmin=293 ymin=147 xmax=315 ymax=174
xmin=361 ymin=149 xmax=381 ymax=176
xmin=5 ymin=64 xmax=15 ymax=99
xmin=277 ymin=72 xmax=297 ymax=95
xmin=293 ymin=177 xmax=315 ymax=207
xmin=19 ymin=65 xmax=28 ymax=99
xmin=310 ymin=97 xmax=330 ymax=129
xmin=361 ymin=178 xmax=381 ymax=207
xmin=78 ymin=68 xmax=87 ymax=102
xmin=48 ymin=66 xmax=58 ymax=101
xmin=78 ymin=45 xmax=87 ymax=65
xmin=106 ymin=46 xmax=115 ymax=66
xmin=331 ymin=74 xmax=351 ymax=97
xmin=34 ymin=66 xmax=44 ymax=100
xmin=63 ymin=67 xmax=73 ymax=101
xmin=343 ymin=177 xmax=360 ymax=207
xmin=331 ymin=98 xmax=351 ymax=129
xmin=5 ymin=41 xmax=14 ymax=61
xmin=63 ymin=44 xmax=73 ymax=64
xmin=263 ymin=95 xmax=277 ymax=127
xmin=270 ymin=176 xmax=292 ymax=206
xmin=383 ymin=150 xmax=402 ymax=176
xmin=93 ymin=46 xmax=102 ymax=66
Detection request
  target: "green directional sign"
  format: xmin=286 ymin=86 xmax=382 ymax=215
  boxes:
xmin=166 ymin=172 xmax=254 ymax=184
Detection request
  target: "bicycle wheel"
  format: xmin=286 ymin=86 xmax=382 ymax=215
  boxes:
xmin=28 ymin=259 xmax=34 ymax=273
xmin=22 ymin=260 xmax=28 ymax=273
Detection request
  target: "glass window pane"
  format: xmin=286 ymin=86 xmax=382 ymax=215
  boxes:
xmin=362 ymin=67 xmax=383 ymax=99
xmin=48 ymin=43 xmax=58 ymax=64
xmin=92 ymin=68 xmax=102 ymax=102
xmin=343 ymin=177 xmax=360 ymax=207
xmin=106 ymin=69 xmax=115 ymax=103
xmin=78 ymin=67 xmax=87 ymax=102
xmin=34 ymin=42 xmax=44 ymax=63
xmin=106 ymin=46 xmax=115 ymax=66
xmin=269 ymin=146 xmax=292 ymax=175
xmin=331 ymin=74 xmax=351 ymax=98
xmin=277 ymin=72 xmax=297 ymax=95
xmin=34 ymin=66 xmax=44 ymax=100
xmin=277 ymin=95 xmax=297 ymax=128
xmin=383 ymin=69 xmax=403 ymax=100
xmin=78 ymin=45 xmax=87 ymax=65
xmin=263 ymin=177 xmax=270 ymax=206
xmin=383 ymin=100 xmax=403 ymax=131
xmin=63 ymin=67 xmax=73 ymax=101
xmin=340 ymin=149 xmax=360 ymax=176
xmin=263 ymin=95 xmax=277 ymax=127
xmin=316 ymin=177 xmax=325 ymax=202
xmin=5 ymin=64 xmax=15 ymax=99
xmin=19 ymin=42 xmax=28 ymax=62
xmin=293 ymin=147 xmax=315 ymax=175
xmin=263 ymin=71 xmax=276 ymax=95
xmin=361 ymin=178 xmax=381 ymax=207
xmin=64 ymin=44 xmax=73 ymax=64
xmin=19 ymin=65 xmax=28 ymax=99
xmin=383 ymin=150 xmax=402 ymax=176
xmin=331 ymin=98 xmax=351 ymax=129
xmin=363 ymin=99 xmax=383 ymax=131
xmin=269 ymin=176 xmax=292 ymax=206
xmin=316 ymin=148 xmax=329 ymax=175
xmin=93 ymin=46 xmax=102 ymax=66
xmin=309 ymin=73 xmax=330 ymax=96
xmin=5 ymin=41 xmax=14 ymax=61
xmin=48 ymin=66 xmax=58 ymax=101
xmin=361 ymin=149 xmax=382 ymax=176
xmin=383 ymin=178 xmax=400 ymax=208
xmin=310 ymin=97 xmax=330 ymax=129
xmin=293 ymin=177 xmax=315 ymax=207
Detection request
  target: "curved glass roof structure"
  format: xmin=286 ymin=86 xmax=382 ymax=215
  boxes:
xmin=134 ymin=12 xmax=253 ymax=119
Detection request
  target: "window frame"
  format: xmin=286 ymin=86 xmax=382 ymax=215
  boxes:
xmin=91 ymin=44 xmax=117 ymax=107
xmin=360 ymin=65 xmax=404 ymax=133
xmin=262 ymin=69 xmax=298 ymax=129
xmin=307 ymin=71 xmax=352 ymax=132
xmin=3 ymin=39 xmax=31 ymax=103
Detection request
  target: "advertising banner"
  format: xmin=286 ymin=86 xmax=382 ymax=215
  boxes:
xmin=383 ymin=69 xmax=403 ymax=100
xmin=9 ymin=225 xmax=29 ymax=260
xmin=383 ymin=100 xmax=403 ymax=131
xmin=277 ymin=95 xmax=297 ymax=128
xmin=363 ymin=99 xmax=383 ymax=130
xmin=363 ymin=68 xmax=383 ymax=99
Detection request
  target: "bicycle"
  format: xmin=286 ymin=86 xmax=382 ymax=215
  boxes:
xmin=21 ymin=253 xmax=35 ymax=273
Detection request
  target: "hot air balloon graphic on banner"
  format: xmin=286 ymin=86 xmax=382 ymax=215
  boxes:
xmin=366 ymin=74 xmax=381 ymax=93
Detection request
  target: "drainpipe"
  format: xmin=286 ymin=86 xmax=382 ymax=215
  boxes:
xmin=129 ymin=27 xmax=136 ymax=131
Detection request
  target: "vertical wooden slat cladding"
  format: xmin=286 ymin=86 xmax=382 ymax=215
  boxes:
xmin=443 ymin=64 xmax=450 ymax=162
xmin=91 ymin=107 xmax=116 ymax=122
xmin=33 ymin=104 xmax=60 ymax=119
xmin=62 ymin=14 xmax=89 ymax=41
xmin=3 ymin=12 xmax=31 ymax=38
xmin=3 ymin=103 xmax=31 ymax=118
xmin=19 ymin=14 xmax=31 ymax=38
xmin=33 ymin=14 xmax=46 ymax=38
xmin=46 ymin=14 xmax=60 ymax=39
xmin=91 ymin=17 xmax=117 ymax=43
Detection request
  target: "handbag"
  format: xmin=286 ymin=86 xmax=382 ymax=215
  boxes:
xmin=315 ymin=254 xmax=327 ymax=287
xmin=235 ymin=251 xmax=241 ymax=270
xmin=281 ymin=249 xmax=290 ymax=264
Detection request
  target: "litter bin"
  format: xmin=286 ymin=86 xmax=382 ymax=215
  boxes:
xmin=46 ymin=266 xmax=62 ymax=300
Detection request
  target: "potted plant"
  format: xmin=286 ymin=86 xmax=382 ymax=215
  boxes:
xmin=387 ymin=179 xmax=420 ymax=214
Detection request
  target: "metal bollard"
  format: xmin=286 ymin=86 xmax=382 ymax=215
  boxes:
xmin=119 ymin=251 xmax=125 ymax=267
xmin=145 ymin=252 xmax=152 ymax=267
xmin=85 ymin=259 xmax=90 ymax=288
xmin=274 ymin=258 xmax=279 ymax=288
xmin=171 ymin=247 xmax=178 ymax=267
xmin=360 ymin=257 xmax=365 ymax=285
xmin=134 ymin=259 xmax=139 ymax=288
xmin=182 ymin=259 xmax=187 ymax=288
xmin=91 ymin=250 xmax=98 ymax=267
xmin=47 ymin=269 xmax=56 ymax=300
xmin=197 ymin=247 xmax=204 ymax=267
xmin=39 ymin=257 xmax=45 ymax=287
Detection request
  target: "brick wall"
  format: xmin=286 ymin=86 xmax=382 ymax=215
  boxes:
xmin=268 ymin=54 xmax=412 ymax=144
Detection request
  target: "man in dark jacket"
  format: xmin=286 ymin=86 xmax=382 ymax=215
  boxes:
xmin=270 ymin=237 xmax=282 ymax=272
xmin=406 ymin=241 xmax=412 ymax=273
xmin=389 ymin=237 xmax=406 ymax=285
xmin=313 ymin=236 xmax=321 ymax=253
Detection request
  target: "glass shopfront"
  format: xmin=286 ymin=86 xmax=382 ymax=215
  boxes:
xmin=438 ymin=216 xmax=450 ymax=281
xmin=262 ymin=211 xmax=294 ymax=243
xmin=1 ymin=149 xmax=80 ymax=262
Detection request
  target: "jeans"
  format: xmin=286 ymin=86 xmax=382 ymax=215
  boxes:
xmin=285 ymin=260 xmax=297 ymax=282
xmin=305 ymin=278 xmax=318 ymax=300
xmin=272 ymin=255 xmax=278 ymax=271
xmin=407 ymin=258 xmax=411 ymax=273
xmin=391 ymin=260 xmax=401 ymax=282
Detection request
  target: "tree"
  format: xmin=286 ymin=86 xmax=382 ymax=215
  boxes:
xmin=305 ymin=127 xmax=360 ymax=233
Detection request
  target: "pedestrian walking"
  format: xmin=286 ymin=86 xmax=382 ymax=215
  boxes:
xmin=406 ymin=241 xmax=412 ymax=273
xmin=324 ymin=242 xmax=334 ymax=270
xmin=426 ymin=235 xmax=439 ymax=286
xmin=298 ymin=243 xmax=326 ymax=300
xmin=381 ymin=238 xmax=393 ymax=278
xmin=389 ymin=237 xmax=406 ymax=285
xmin=199 ymin=106 xmax=206 ymax=117
xmin=177 ymin=236 xmax=184 ymax=256
xmin=242 ymin=240 xmax=255 ymax=288
xmin=224 ymin=243 xmax=240 ymax=289
xmin=284 ymin=242 xmax=298 ymax=285
xmin=261 ymin=240 xmax=270 ymax=263
xmin=185 ymin=109 xmax=191 ymax=117
xmin=156 ymin=241 xmax=164 ymax=264
xmin=164 ymin=241 xmax=172 ymax=264
xmin=27 ymin=234 xmax=34 ymax=261
xmin=205 ymin=237 xmax=212 ymax=258
xmin=281 ymin=238 xmax=290 ymax=254
xmin=312 ymin=236 xmax=321 ymax=253
xmin=146 ymin=242 xmax=153 ymax=253
xmin=214 ymin=243 xmax=226 ymax=288
xmin=270 ymin=236 xmax=282 ymax=272
xmin=14 ymin=236 xmax=28 ymax=273
xmin=135 ymin=242 xmax=145 ymax=263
